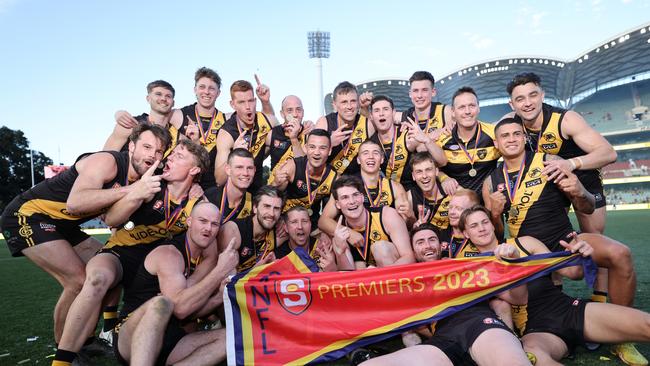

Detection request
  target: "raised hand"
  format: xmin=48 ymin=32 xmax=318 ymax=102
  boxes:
xmin=130 ymin=160 xmax=162 ymax=201
xmin=185 ymin=116 xmax=200 ymax=141
xmin=218 ymin=238 xmax=240 ymax=274
xmin=115 ymin=110 xmax=139 ymax=129
xmin=331 ymin=124 xmax=354 ymax=146
xmin=254 ymin=74 xmax=271 ymax=104
xmin=494 ymin=243 xmax=520 ymax=260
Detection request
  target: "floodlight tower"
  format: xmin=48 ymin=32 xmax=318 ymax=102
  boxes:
xmin=307 ymin=31 xmax=330 ymax=116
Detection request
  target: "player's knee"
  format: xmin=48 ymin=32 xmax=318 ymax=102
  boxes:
xmin=85 ymin=269 xmax=113 ymax=295
xmin=150 ymin=296 xmax=174 ymax=316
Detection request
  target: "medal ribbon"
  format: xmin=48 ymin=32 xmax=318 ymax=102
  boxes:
xmin=363 ymin=177 xmax=383 ymax=208
xmin=456 ymin=124 xmax=482 ymax=166
xmin=380 ymin=127 xmax=399 ymax=170
xmin=306 ymin=165 xmax=330 ymax=205
xmin=453 ymin=238 xmax=470 ymax=258
xmin=164 ymin=189 xmax=187 ymax=230
xmin=220 ymin=184 xmax=241 ymax=224
xmin=194 ymin=108 xmax=218 ymax=145
xmin=502 ymin=154 xmax=528 ymax=205
xmin=351 ymin=213 xmax=371 ymax=260
xmin=184 ymin=236 xmax=202 ymax=276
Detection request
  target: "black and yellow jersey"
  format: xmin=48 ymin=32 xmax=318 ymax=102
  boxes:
xmin=119 ymin=114 xmax=179 ymax=159
xmin=437 ymin=122 xmax=500 ymax=194
xmin=233 ymin=216 xmax=276 ymax=273
xmin=453 ymin=238 xmax=480 ymax=258
xmin=120 ymin=232 xmax=198 ymax=316
xmin=401 ymin=103 xmax=447 ymax=135
xmin=489 ymin=151 xmax=573 ymax=251
xmin=179 ymin=104 xmax=227 ymax=188
xmin=204 ymin=185 xmax=252 ymax=224
xmin=409 ymin=183 xmax=450 ymax=231
xmin=325 ymin=112 xmax=370 ymax=176
xmin=222 ymin=112 xmax=273 ymax=194
xmin=359 ymin=176 xmax=395 ymax=209
xmin=515 ymin=103 xmax=601 ymax=196
xmin=369 ymin=129 xmax=414 ymax=189
xmin=345 ymin=207 xmax=392 ymax=266
xmin=13 ymin=151 xmax=130 ymax=222
xmin=104 ymin=182 xmax=198 ymax=249
xmin=274 ymin=236 xmax=321 ymax=264
xmin=283 ymin=157 xmax=336 ymax=222
xmin=267 ymin=125 xmax=307 ymax=185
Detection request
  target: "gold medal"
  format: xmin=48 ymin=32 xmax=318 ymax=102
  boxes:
xmin=508 ymin=207 xmax=518 ymax=217
xmin=308 ymin=208 xmax=314 ymax=216
xmin=124 ymin=221 xmax=134 ymax=231
xmin=469 ymin=168 xmax=477 ymax=177
xmin=341 ymin=159 xmax=349 ymax=167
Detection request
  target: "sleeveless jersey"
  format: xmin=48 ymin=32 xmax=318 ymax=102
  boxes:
xmin=489 ymin=151 xmax=573 ymax=250
xmin=233 ymin=216 xmax=276 ymax=272
xmin=370 ymin=129 xmax=414 ymax=189
xmin=346 ymin=207 xmax=392 ymax=266
xmin=104 ymin=182 xmax=198 ymax=249
xmin=360 ymin=176 xmax=395 ymax=209
xmin=437 ymin=122 xmax=500 ymax=194
xmin=401 ymin=102 xmax=447 ymax=135
xmin=222 ymin=112 xmax=273 ymax=193
xmin=274 ymin=236 xmax=321 ymax=264
xmin=204 ymin=185 xmax=252 ymax=224
xmin=409 ymin=184 xmax=450 ymax=231
xmin=283 ymin=157 xmax=336 ymax=222
xmin=325 ymin=112 xmax=370 ymax=175
xmin=180 ymin=104 xmax=227 ymax=188
xmin=14 ymin=151 xmax=130 ymax=222
xmin=515 ymin=103 xmax=601 ymax=196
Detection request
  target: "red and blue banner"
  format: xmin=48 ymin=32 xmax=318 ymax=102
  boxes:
xmin=225 ymin=249 xmax=594 ymax=365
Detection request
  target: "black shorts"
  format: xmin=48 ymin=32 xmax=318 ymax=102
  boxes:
xmin=524 ymin=297 xmax=588 ymax=351
xmin=575 ymin=170 xmax=606 ymax=209
xmin=114 ymin=315 xmax=187 ymax=366
xmin=100 ymin=243 xmax=162 ymax=289
xmin=423 ymin=305 xmax=513 ymax=365
xmin=1 ymin=210 xmax=89 ymax=257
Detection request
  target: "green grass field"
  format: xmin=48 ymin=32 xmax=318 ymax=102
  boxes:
xmin=1 ymin=210 xmax=649 ymax=365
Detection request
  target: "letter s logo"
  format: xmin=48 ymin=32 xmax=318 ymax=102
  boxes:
xmin=275 ymin=277 xmax=312 ymax=315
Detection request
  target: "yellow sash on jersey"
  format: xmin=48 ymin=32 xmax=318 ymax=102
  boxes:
xmin=506 ymin=153 xmax=547 ymax=238
xmin=283 ymin=169 xmax=336 ymax=212
xmin=250 ymin=112 xmax=272 ymax=159
xmin=195 ymin=110 xmax=226 ymax=153
xmin=535 ymin=112 xmax=562 ymax=154
xmin=413 ymin=103 xmax=445 ymax=135
xmin=384 ymin=130 xmax=410 ymax=182
xmin=237 ymin=229 xmax=276 ymax=272
xmin=428 ymin=195 xmax=451 ymax=230
xmin=165 ymin=125 xmax=179 ymax=158
xmin=105 ymin=197 xmax=199 ymax=248
xmin=330 ymin=115 xmax=369 ymax=174
xmin=350 ymin=209 xmax=390 ymax=266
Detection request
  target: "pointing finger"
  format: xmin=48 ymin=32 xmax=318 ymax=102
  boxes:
xmin=143 ymin=160 xmax=160 ymax=177
xmin=254 ymin=74 xmax=262 ymax=86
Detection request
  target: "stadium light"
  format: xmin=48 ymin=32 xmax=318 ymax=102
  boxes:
xmin=308 ymin=31 xmax=330 ymax=116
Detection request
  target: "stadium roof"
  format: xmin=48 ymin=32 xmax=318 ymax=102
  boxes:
xmin=435 ymin=22 xmax=650 ymax=108
xmin=323 ymin=22 xmax=650 ymax=112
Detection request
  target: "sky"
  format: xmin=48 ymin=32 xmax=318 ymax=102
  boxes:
xmin=1 ymin=0 xmax=649 ymax=164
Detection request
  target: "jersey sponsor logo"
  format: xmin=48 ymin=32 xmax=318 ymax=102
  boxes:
xmin=319 ymin=184 xmax=330 ymax=194
xmin=39 ymin=222 xmax=56 ymax=232
xmin=275 ymin=277 xmax=312 ymax=315
xmin=448 ymin=145 xmax=460 ymax=151
xmin=241 ymin=246 xmax=251 ymax=257
xmin=529 ymin=167 xmax=542 ymax=178
xmin=395 ymin=145 xmax=404 ymax=154
xmin=153 ymin=200 xmax=163 ymax=210
xmin=371 ymin=230 xmax=382 ymax=241
xmin=483 ymin=317 xmax=503 ymax=326
xmin=351 ymin=138 xmax=363 ymax=144
xmin=355 ymin=129 xmax=364 ymax=137
xmin=296 ymin=180 xmax=304 ymax=189
xmin=543 ymin=132 xmax=557 ymax=142
xmin=524 ymin=178 xmax=542 ymax=188
xmin=541 ymin=143 xmax=557 ymax=150
xmin=572 ymin=299 xmax=580 ymax=306
xmin=477 ymin=149 xmax=487 ymax=160
xmin=394 ymin=154 xmax=405 ymax=161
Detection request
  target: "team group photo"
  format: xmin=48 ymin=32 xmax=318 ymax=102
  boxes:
xmin=1 ymin=2 xmax=650 ymax=366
